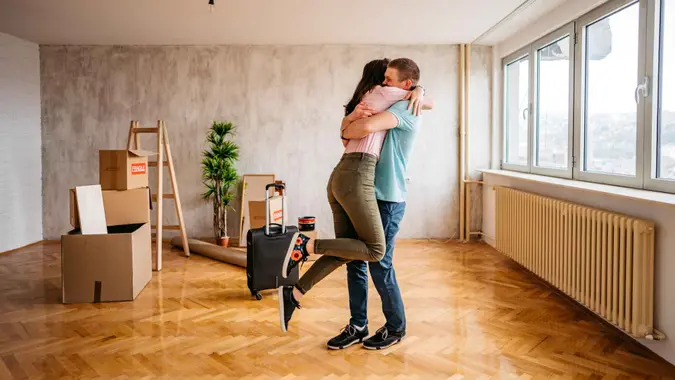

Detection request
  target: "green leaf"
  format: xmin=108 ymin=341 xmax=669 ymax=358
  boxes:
xmin=221 ymin=191 xmax=234 ymax=206
xmin=201 ymin=182 xmax=216 ymax=200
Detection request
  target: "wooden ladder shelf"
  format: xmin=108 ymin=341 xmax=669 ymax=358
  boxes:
xmin=127 ymin=120 xmax=189 ymax=271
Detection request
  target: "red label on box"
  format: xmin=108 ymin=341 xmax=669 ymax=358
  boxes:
xmin=273 ymin=210 xmax=283 ymax=221
xmin=131 ymin=163 xmax=146 ymax=175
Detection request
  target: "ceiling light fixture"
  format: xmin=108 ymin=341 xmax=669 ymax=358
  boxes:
xmin=208 ymin=0 xmax=215 ymax=12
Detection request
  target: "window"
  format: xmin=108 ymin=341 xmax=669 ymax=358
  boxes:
xmin=501 ymin=0 xmax=675 ymax=194
xmin=582 ymin=4 xmax=640 ymax=177
xmin=535 ymin=36 xmax=571 ymax=170
xmin=502 ymin=24 xmax=574 ymax=178
xmin=657 ymin=0 xmax=675 ymax=179
xmin=532 ymin=23 xmax=575 ymax=178
xmin=504 ymin=54 xmax=530 ymax=168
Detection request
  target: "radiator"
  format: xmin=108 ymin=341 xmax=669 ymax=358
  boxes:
xmin=495 ymin=186 xmax=662 ymax=340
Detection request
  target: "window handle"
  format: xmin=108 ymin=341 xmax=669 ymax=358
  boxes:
xmin=635 ymin=76 xmax=649 ymax=104
xmin=522 ymin=107 xmax=528 ymax=120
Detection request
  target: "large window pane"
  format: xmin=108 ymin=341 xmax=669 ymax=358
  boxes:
xmin=658 ymin=0 xmax=675 ymax=179
xmin=583 ymin=3 xmax=639 ymax=176
xmin=536 ymin=36 xmax=571 ymax=169
xmin=505 ymin=57 xmax=529 ymax=165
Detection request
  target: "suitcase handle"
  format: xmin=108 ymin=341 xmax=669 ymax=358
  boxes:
xmin=266 ymin=223 xmax=284 ymax=233
xmin=265 ymin=183 xmax=286 ymax=236
xmin=266 ymin=183 xmax=285 ymax=192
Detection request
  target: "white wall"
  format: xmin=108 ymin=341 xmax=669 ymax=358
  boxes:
xmin=483 ymin=0 xmax=675 ymax=366
xmin=0 ymin=33 xmax=43 ymax=252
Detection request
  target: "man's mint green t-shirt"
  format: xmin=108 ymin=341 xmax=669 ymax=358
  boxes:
xmin=374 ymin=100 xmax=421 ymax=203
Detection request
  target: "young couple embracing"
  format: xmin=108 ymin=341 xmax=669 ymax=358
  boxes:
xmin=279 ymin=57 xmax=434 ymax=351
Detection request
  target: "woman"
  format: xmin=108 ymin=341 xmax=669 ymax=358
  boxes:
xmin=277 ymin=58 xmax=432 ymax=333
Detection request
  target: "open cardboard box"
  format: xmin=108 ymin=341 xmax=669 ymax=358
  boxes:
xmin=70 ymin=187 xmax=151 ymax=228
xmin=61 ymin=223 xmax=152 ymax=304
xmin=61 ymin=184 xmax=152 ymax=304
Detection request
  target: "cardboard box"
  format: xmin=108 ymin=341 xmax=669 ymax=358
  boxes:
xmin=248 ymin=196 xmax=285 ymax=229
xmin=70 ymin=187 xmax=151 ymax=228
xmin=61 ymin=223 xmax=152 ymax=304
xmin=99 ymin=149 xmax=155 ymax=190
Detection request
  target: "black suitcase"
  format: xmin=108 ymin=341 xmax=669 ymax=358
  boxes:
xmin=246 ymin=183 xmax=299 ymax=300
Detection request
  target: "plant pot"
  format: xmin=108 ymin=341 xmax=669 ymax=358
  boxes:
xmin=216 ymin=236 xmax=229 ymax=247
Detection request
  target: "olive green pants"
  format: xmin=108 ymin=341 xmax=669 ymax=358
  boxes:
xmin=296 ymin=153 xmax=385 ymax=294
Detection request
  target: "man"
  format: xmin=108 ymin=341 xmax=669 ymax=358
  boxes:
xmin=327 ymin=58 xmax=429 ymax=350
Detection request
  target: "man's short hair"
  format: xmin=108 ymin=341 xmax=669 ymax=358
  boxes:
xmin=388 ymin=58 xmax=420 ymax=86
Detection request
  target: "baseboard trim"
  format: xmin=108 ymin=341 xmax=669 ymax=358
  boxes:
xmin=1 ymin=240 xmax=46 ymax=255
xmin=40 ymin=237 xmax=464 ymax=248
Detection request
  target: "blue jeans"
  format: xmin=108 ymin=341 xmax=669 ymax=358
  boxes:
xmin=346 ymin=200 xmax=406 ymax=333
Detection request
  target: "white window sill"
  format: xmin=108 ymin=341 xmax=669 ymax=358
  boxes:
xmin=479 ymin=169 xmax=675 ymax=207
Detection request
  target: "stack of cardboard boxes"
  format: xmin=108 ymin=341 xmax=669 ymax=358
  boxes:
xmin=61 ymin=149 xmax=155 ymax=304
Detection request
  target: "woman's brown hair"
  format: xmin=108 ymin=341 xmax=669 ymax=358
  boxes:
xmin=344 ymin=58 xmax=390 ymax=116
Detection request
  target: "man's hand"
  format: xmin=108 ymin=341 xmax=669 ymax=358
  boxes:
xmin=341 ymin=103 xmax=376 ymax=139
xmin=404 ymin=86 xmax=425 ymax=116
xmin=342 ymin=111 xmax=399 ymax=139
xmin=350 ymin=103 xmax=375 ymax=121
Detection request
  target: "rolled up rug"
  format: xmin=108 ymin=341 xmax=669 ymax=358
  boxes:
xmin=170 ymin=236 xmax=247 ymax=268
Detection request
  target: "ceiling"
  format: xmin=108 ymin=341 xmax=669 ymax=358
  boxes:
xmin=0 ymin=0 xmax=529 ymax=45
xmin=473 ymin=0 xmax=569 ymax=45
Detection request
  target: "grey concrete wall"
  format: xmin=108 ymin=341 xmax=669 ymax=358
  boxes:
xmin=468 ymin=46 xmax=493 ymax=234
xmin=40 ymin=45 xmax=487 ymax=241
xmin=0 ymin=33 xmax=42 ymax=252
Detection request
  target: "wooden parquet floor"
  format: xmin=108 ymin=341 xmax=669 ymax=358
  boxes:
xmin=1 ymin=240 xmax=674 ymax=379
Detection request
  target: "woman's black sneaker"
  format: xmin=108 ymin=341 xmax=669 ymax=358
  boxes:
xmin=278 ymin=286 xmax=301 ymax=333
xmin=327 ymin=324 xmax=369 ymax=350
xmin=281 ymin=233 xmax=310 ymax=278
xmin=362 ymin=326 xmax=405 ymax=350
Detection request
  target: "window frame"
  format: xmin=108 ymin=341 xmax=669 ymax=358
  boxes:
xmin=530 ymin=22 xmax=576 ymax=179
xmin=502 ymin=46 xmax=532 ymax=173
xmin=643 ymin=0 xmax=675 ymax=192
xmin=572 ymin=0 xmax=647 ymax=189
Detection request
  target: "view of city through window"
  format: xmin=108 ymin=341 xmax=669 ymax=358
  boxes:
xmin=505 ymin=0 xmax=674 ymax=181
xmin=659 ymin=0 xmax=675 ymax=179
xmin=505 ymin=57 xmax=529 ymax=166
xmin=536 ymin=36 xmax=570 ymax=169
xmin=584 ymin=3 xmax=639 ymax=176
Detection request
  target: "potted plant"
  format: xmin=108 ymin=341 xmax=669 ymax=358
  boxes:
xmin=201 ymin=121 xmax=239 ymax=247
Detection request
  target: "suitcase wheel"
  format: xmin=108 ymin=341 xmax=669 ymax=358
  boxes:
xmin=251 ymin=290 xmax=262 ymax=300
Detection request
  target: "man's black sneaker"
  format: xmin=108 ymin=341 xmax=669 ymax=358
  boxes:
xmin=281 ymin=232 xmax=310 ymax=278
xmin=327 ymin=324 xmax=369 ymax=350
xmin=362 ymin=326 xmax=405 ymax=350
xmin=278 ymin=286 xmax=301 ymax=333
